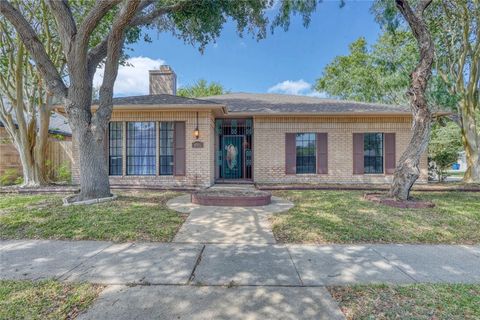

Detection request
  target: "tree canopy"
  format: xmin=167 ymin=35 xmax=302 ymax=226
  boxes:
xmin=177 ymin=79 xmax=227 ymax=98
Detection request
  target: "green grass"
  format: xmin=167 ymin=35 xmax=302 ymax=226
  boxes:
xmin=329 ymin=284 xmax=480 ymax=320
xmin=0 ymin=191 xmax=186 ymax=242
xmin=0 ymin=280 xmax=101 ymax=320
xmin=271 ymin=190 xmax=480 ymax=244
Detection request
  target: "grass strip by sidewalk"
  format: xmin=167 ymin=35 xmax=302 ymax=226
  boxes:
xmin=271 ymin=190 xmax=480 ymax=244
xmin=0 ymin=191 xmax=186 ymax=242
xmin=0 ymin=280 xmax=102 ymax=320
xmin=329 ymin=284 xmax=480 ymax=320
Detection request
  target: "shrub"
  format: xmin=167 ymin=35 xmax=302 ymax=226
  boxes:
xmin=0 ymin=169 xmax=22 ymax=186
xmin=57 ymin=162 xmax=71 ymax=182
xmin=429 ymin=120 xmax=462 ymax=181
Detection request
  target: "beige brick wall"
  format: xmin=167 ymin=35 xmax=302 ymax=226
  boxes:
xmin=253 ymin=115 xmax=428 ymax=184
xmin=71 ymin=112 xmax=429 ymax=187
xmin=72 ymin=110 xmax=215 ymax=187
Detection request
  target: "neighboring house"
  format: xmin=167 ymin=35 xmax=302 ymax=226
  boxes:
xmin=0 ymin=113 xmax=72 ymax=177
xmin=68 ymin=65 xmax=445 ymax=187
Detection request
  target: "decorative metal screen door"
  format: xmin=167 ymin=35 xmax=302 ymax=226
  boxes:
xmin=222 ymin=135 xmax=243 ymax=179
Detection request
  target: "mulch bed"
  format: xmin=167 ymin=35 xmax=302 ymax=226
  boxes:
xmin=364 ymin=192 xmax=435 ymax=209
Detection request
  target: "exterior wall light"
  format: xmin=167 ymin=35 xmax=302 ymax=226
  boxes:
xmin=194 ymin=112 xmax=200 ymax=139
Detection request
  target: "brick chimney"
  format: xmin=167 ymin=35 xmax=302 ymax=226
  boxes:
xmin=149 ymin=65 xmax=177 ymax=95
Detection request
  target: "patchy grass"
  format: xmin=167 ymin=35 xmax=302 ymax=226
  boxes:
xmin=329 ymin=284 xmax=480 ymax=320
xmin=0 ymin=280 xmax=101 ymax=320
xmin=0 ymin=191 xmax=186 ymax=242
xmin=271 ymin=190 xmax=480 ymax=244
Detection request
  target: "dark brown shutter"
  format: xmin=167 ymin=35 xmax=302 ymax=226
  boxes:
xmin=316 ymin=133 xmax=328 ymax=174
xmin=384 ymin=133 xmax=396 ymax=174
xmin=174 ymin=121 xmax=186 ymax=176
xmin=353 ymin=133 xmax=364 ymax=174
xmin=285 ymin=133 xmax=296 ymax=174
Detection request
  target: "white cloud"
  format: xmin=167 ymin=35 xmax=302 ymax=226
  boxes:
xmin=93 ymin=56 xmax=166 ymax=96
xmin=267 ymin=79 xmax=326 ymax=97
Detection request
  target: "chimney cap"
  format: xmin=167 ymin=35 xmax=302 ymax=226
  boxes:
xmin=149 ymin=65 xmax=174 ymax=74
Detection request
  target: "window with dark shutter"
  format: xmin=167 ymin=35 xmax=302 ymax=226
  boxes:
xmin=108 ymin=122 xmax=123 ymax=176
xmin=296 ymin=133 xmax=316 ymax=174
xmin=364 ymin=133 xmax=384 ymax=174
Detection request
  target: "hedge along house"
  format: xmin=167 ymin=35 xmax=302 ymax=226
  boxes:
xmin=67 ymin=66 xmax=440 ymax=188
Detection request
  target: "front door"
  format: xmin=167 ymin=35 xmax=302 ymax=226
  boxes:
xmin=222 ymin=135 xmax=243 ymax=179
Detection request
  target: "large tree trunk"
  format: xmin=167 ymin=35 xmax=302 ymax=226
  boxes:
xmin=75 ymin=126 xmax=110 ymax=200
xmin=389 ymin=0 xmax=434 ymax=200
xmin=66 ymin=86 xmax=111 ymax=201
xmin=390 ymin=108 xmax=431 ymax=199
xmin=460 ymin=99 xmax=480 ymax=183
xmin=33 ymin=97 xmax=51 ymax=183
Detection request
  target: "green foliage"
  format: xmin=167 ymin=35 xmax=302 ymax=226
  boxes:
xmin=315 ymin=30 xmax=455 ymax=107
xmin=429 ymin=120 xmax=463 ymax=181
xmin=56 ymin=161 xmax=72 ymax=182
xmin=0 ymin=169 xmax=22 ymax=186
xmin=177 ymin=79 xmax=226 ymax=98
xmin=45 ymin=160 xmax=71 ymax=182
xmin=315 ymin=35 xmax=413 ymax=103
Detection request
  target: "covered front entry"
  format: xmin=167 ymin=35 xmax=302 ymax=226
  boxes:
xmin=215 ymin=118 xmax=253 ymax=181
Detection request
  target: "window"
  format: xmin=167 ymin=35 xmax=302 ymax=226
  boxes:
xmin=159 ymin=122 xmax=174 ymax=175
xmin=127 ymin=122 xmax=156 ymax=175
xmin=364 ymin=133 xmax=384 ymax=174
xmin=296 ymin=133 xmax=316 ymax=174
xmin=108 ymin=122 xmax=123 ymax=176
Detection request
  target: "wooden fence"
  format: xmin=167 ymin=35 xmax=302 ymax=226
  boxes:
xmin=0 ymin=127 xmax=72 ymax=181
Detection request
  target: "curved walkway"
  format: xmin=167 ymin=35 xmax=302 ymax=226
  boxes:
xmin=168 ymin=194 xmax=293 ymax=244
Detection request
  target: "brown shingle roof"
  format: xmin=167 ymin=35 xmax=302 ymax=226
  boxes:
xmin=204 ymin=93 xmax=411 ymax=114
xmin=93 ymin=94 xmax=220 ymax=106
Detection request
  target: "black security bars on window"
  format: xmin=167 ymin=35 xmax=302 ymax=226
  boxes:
xmin=108 ymin=122 xmax=123 ymax=176
xmin=364 ymin=133 xmax=384 ymax=174
xmin=296 ymin=133 xmax=316 ymax=174
xmin=159 ymin=122 xmax=174 ymax=175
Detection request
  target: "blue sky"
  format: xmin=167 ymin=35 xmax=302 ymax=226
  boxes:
xmin=95 ymin=1 xmax=381 ymax=97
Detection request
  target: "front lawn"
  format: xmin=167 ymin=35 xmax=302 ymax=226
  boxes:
xmin=329 ymin=284 xmax=480 ymax=320
xmin=271 ymin=190 xmax=480 ymax=244
xmin=0 ymin=280 xmax=101 ymax=320
xmin=0 ymin=191 xmax=186 ymax=242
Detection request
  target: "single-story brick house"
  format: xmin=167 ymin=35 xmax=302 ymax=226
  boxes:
xmin=70 ymin=66 xmax=441 ymax=187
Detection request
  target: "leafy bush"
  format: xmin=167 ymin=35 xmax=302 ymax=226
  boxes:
xmin=0 ymin=169 xmax=22 ymax=186
xmin=45 ymin=160 xmax=71 ymax=183
xmin=57 ymin=162 xmax=71 ymax=182
xmin=429 ymin=120 xmax=462 ymax=181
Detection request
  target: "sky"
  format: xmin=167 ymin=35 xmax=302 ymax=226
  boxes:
xmin=94 ymin=0 xmax=382 ymax=98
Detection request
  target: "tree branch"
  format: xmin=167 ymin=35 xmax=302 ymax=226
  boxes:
xmin=87 ymin=0 xmax=187 ymax=78
xmin=46 ymin=0 xmax=76 ymax=58
xmin=93 ymin=0 xmax=142 ymax=136
xmin=0 ymin=1 xmax=67 ymax=98
xmin=76 ymin=0 xmax=122 ymax=56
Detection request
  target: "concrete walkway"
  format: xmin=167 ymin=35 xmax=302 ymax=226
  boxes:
xmin=168 ymin=194 xmax=293 ymax=244
xmin=2 ymin=240 xmax=480 ymax=319
xmin=2 ymin=240 xmax=480 ymax=285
